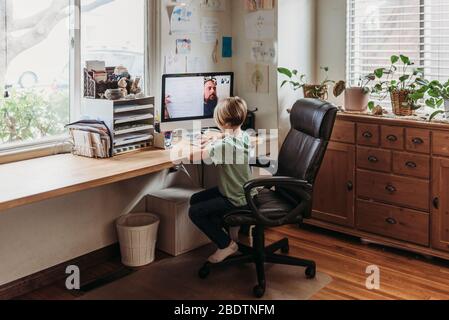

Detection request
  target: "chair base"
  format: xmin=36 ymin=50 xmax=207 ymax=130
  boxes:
xmin=198 ymin=226 xmax=316 ymax=298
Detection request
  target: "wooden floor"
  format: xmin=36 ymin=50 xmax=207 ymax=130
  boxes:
xmin=16 ymin=225 xmax=449 ymax=300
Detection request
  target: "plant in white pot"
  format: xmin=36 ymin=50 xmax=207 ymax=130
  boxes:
xmin=333 ymin=74 xmax=376 ymax=112
xmin=419 ymin=79 xmax=449 ymax=120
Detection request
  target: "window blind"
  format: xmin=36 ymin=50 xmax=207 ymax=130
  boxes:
xmin=347 ymin=0 xmax=449 ymax=88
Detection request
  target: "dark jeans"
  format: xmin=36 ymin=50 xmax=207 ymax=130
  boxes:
xmin=189 ymin=188 xmax=238 ymax=249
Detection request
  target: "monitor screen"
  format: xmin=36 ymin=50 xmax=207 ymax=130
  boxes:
xmin=161 ymin=73 xmax=234 ymax=123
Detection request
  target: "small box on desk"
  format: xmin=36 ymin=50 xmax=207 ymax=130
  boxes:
xmin=146 ymin=187 xmax=210 ymax=256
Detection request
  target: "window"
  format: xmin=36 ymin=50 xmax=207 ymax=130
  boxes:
xmin=81 ymin=0 xmax=146 ymax=89
xmin=347 ymin=0 xmax=449 ymax=92
xmin=0 ymin=0 xmax=147 ymax=152
xmin=0 ymin=0 xmax=71 ymax=149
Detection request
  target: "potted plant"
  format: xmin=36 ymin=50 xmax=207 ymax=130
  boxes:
xmin=417 ymin=79 xmax=449 ymax=120
xmin=278 ymin=66 xmax=336 ymax=100
xmin=369 ymin=54 xmax=425 ymax=116
xmin=333 ymin=74 xmax=376 ymax=112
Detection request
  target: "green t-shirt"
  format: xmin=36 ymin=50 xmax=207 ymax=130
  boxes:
xmin=207 ymin=131 xmax=253 ymax=207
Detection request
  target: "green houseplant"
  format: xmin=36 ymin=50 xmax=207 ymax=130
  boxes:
xmin=369 ymin=54 xmax=426 ymax=116
xmin=278 ymin=66 xmax=336 ymax=100
xmin=417 ymin=79 xmax=449 ymax=120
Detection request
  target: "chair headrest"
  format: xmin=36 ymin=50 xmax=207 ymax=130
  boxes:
xmin=290 ymin=99 xmax=338 ymax=139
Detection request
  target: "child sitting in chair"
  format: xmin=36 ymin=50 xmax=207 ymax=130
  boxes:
xmin=189 ymin=97 xmax=254 ymax=264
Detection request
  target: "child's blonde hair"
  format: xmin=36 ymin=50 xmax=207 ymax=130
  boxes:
xmin=214 ymin=97 xmax=248 ymax=129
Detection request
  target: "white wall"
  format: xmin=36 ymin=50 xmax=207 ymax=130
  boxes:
xmin=156 ymin=0 xmax=279 ymax=130
xmin=315 ymin=0 xmax=347 ymax=106
xmin=154 ymin=0 xmax=233 ymax=122
xmin=277 ymin=0 xmax=316 ymax=141
xmin=0 ymin=172 xmax=169 ymax=286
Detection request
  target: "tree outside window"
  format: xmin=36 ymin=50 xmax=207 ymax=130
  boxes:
xmin=0 ymin=0 xmax=145 ymax=149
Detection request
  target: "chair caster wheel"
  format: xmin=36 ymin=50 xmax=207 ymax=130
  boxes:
xmin=253 ymin=285 xmax=266 ymax=298
xmin=281 ymin=244 xmax=290 ymax=254
xmin=199 ymin=265 xmax=210 ymax=279
xmin=305 ymin=266 xmax=316 ymax=279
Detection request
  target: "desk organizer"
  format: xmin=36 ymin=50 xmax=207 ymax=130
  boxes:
xmin=82 ymin=97 xmax=155 ymax=156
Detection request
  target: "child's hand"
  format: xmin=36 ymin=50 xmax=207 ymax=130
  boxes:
xmin=201 ymin=135 xmax=213 ymax=147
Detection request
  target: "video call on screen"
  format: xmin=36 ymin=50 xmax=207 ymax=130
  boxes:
xmin=164 ymin=75 xmax=232 ymax=120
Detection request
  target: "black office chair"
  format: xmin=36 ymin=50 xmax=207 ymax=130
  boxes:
xmin=198 ymin=98 xmax=338 ymax=298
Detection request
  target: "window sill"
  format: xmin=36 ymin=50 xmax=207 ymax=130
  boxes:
xmin=0 ymin=140 xmax=72 ymax=165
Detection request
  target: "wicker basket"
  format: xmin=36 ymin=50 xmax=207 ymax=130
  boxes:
xmin=390 ymin=89 xmax=413 ymax=116
xmin=303 ymin=84 xmax=328 ymax=100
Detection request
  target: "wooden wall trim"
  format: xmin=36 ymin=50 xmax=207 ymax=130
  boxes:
xmin=0 ymin=244 xmax=120 ymax=300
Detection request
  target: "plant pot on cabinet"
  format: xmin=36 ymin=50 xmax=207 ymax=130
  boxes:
xmin=444 ymin=99 xmax=449 ymax=119
xmin=303 ymin=84 xmax=328 ymax=100
xmin=344 ymin=87 xmax=369 ymax=112
xmin=390 ymin=89 xmax=413 ymax=116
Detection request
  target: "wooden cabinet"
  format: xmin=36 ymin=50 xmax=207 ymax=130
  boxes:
xmin=357 ymin=123 xmax=380 ymax=147
xmin=331 ymin=121 xmax=355 ymax=144
xmin=308 ymin=113 xmax=449 ymax=261
xmin=357 ymin=170 xmax=430 ymax=212
xmin=357 ymin=200 xmax=429 ymax=246
xmin=405 ymin=128 xmax=431 ymax=154
xmin=432 ymin=158 xmax=449 ymax=253
xmin=312 ymin=142 xmax=355 ymax=227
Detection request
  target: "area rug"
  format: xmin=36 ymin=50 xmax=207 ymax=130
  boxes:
xmin=79 ymin=246 xmax=332 ymax=300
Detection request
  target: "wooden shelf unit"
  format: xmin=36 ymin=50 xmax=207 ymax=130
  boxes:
xmin=82 ymin=97 xmax=155 ymax=156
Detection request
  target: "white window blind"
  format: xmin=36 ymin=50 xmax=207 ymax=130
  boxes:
xmin=347 ymin=0 xmax=449 ymax=87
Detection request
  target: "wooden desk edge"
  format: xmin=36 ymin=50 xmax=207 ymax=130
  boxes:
xmin=0 ymin=153 xmax=175 ymax=212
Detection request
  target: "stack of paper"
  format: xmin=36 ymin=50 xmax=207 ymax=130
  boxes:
xmin=66 ymin=121 xmax=112 ymax=159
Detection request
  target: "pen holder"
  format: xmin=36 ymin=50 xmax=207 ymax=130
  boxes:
xmin=154 ymin=132 xmax=174 ymax=149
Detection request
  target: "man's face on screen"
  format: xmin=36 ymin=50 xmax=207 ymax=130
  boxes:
xmin=204 ymin=80 xmax=217 ymax=102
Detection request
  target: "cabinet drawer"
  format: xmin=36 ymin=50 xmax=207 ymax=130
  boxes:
xmin=357 ymin=200 xmax=429 ymax=246
xmin=357 ymin=124 xmax=380 ymax=147
xmin=381 ymin=126 xmax=404 ymax=150
xmin=357 ymin=147 xmax=391 ymax=173
xmin=406 ymin=128 xmax=430 ymax=154
xmin=357 ymin=170 xmax=430 ymax=211
xmin=393 ymin=152 xmax=430 ymax=179
xmin=332 ymin=121 xmax=355 ymax=144
xmin=433 ymin=131 xmax=449 ymax=157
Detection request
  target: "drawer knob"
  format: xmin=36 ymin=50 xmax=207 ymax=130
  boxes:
xmin=385 ymin=217 xmax=397 ymax=225
xmin=385 ymin=184 xmax=397 ymax=193
xmin=405 ymin=161 xmax=417 ymax=169
xmin=412 ymin=137 xmax=424 ymax=145
xmin=347 ymin=181 xmax=354 ymax=191
xmin=433 ymin=197 xmax=440 ymax=210
xmin=386 ymin=135 xmax=398 ymax=142
xmin=368 ymin=156 xmax=379 ymax=163
xmin=363 ymin=131 xmax=373 ymax=139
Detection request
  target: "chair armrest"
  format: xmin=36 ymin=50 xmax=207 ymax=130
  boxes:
xmin=243 ymin=177 xmax=313 ymax=227
xmin=250 ymin=156 xmax=276 ymax=168
xmin=244 ymin=177 xmax=312 ymax=192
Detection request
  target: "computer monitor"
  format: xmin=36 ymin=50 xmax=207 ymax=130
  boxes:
xmin=160 ymin=72 xmax=234 ymax=132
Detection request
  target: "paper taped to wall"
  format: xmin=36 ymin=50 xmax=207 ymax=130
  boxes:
xmin=200 ymin=0 xmax=226 ymax=11
xmin=251 ymin=40 xmax=276 ymax=63
xmin=165 ymin=55 xmax=187 ymax=74
xmin=201 ymin=17 xmax=220 ymax=43
xmin=245 ymin=11 xmax=275 ymax=40
xmin=169 ymin=5 xmax=199 ymax=34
